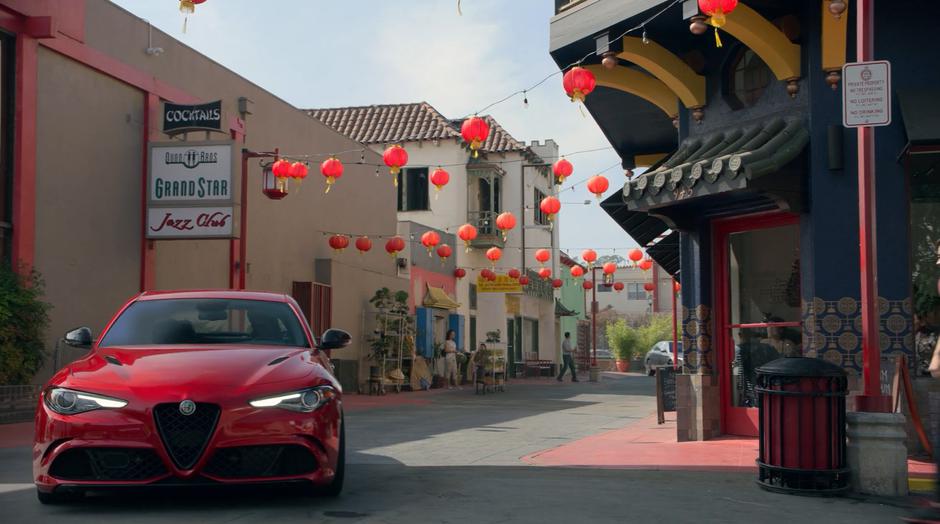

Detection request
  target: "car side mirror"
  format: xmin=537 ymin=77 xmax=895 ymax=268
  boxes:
xmin=64 ymin=327 xmax=93 ymax=348
xmin=319 ymin=329 xmax=351 ymax=351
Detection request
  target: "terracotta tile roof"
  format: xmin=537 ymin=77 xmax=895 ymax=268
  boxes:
xmin=306 ymin=102 xmax=532 ymax=155
xmin=306 ymin=102 xmax=459 ymax=145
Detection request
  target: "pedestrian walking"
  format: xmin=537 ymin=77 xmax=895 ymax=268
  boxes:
xmin=443 ymin=329 xmax=461 ymax=389
xmin=557 ymin=332 xmax=578 ymax=382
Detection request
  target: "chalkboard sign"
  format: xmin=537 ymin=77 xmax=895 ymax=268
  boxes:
xmin=656 ymin=366 xmax=677 ymax=424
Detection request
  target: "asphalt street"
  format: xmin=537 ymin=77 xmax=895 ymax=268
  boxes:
xmin=0 ymin=374 xmax=909 ymax=523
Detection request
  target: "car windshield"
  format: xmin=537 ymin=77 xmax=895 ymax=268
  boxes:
xmin=99 ymin=298 xmax=310 ymax=348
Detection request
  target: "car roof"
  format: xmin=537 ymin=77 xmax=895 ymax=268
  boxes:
xmin=136 ymin=290 xmax=292 ymax=302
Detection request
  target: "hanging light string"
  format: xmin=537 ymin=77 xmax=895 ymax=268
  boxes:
xmin=462 ymin=0 xmax=683 ymax=118
xmin=273 ymin=144 xmax=616 ymax=170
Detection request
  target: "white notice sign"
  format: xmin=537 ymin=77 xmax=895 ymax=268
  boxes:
xmin=842 ymin=61 xmax=891 ymax=128
xmin=147 ymin=206 xmax=236 ymax=239
xmin=149 ymin=142 xmax=234 ymax=203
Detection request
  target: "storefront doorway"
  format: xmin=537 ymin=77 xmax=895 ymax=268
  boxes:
xmin=714 ymin=213 xmax=802 ymax=436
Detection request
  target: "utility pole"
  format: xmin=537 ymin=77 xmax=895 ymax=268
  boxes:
xmin=855 ymin=0 xmax=889 ymax=413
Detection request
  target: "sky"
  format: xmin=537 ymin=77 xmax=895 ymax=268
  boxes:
xmin=110 ymin=0 xmax=639 ymax=256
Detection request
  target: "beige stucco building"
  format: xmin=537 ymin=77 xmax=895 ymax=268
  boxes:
xmin=3 ymin=0 xmax=406 ymax=389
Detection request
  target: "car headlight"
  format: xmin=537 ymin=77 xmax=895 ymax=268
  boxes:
xmin=45 ymin=387 xmax=127 ymax=415
xmin=249 ymin=386 xmax=336 ymax=412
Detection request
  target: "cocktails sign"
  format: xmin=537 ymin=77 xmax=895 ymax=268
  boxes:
xmin=163 ymin=100 xmax=223 ymax=134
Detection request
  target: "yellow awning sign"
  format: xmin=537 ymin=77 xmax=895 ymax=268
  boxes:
xmin=423 ymin=284 xmax=460 ymax=309
xmin=477 ymin=275 xmax=523 ymax=293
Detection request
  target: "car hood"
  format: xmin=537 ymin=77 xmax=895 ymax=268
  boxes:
xmin=61 ymin=345 xmax=322 ymax=394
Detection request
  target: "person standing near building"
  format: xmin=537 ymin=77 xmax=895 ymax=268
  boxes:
xmin=557 ymin=332 xmax=578 ymax=382
xmin=443 ymin=329 xmax=460 ymax=389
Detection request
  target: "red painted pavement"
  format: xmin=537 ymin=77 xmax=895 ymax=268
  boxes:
xmin=524 ymin=412 xmax=939 ymax=478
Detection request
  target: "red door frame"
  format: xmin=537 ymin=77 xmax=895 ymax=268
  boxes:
xmin=713 ymin=211 xmax=800 ymax=436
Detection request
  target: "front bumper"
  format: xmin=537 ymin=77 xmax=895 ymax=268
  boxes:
xmin=33 ymin=396 xmax=342 ymax=493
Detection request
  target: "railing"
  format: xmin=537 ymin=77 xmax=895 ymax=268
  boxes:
xmin=467 ymin=211 xmax=504 ymax=248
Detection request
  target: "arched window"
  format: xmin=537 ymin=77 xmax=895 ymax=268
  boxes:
xmin=725 ymin=47 xmax=772 ymax=109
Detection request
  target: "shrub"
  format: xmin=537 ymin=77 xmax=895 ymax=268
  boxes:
xmin=607 ymin=319 xmax=640 ymax=361
xmin=636 ymin=314 xmax=675 ymax=355
xmin=0 ymin=265 xmax=51 ymax=385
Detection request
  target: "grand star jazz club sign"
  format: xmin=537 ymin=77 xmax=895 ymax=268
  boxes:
xmin=147 ymin=139 xmax=236 ymax=239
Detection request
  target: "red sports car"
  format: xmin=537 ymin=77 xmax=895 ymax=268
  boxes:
xmin=33 ymin=290 xmax=351 ymax=504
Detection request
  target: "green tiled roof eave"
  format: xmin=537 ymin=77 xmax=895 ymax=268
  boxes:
xmin=623 ymin=117 xmax=807 ymax=201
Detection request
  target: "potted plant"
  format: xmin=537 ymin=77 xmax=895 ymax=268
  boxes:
xmin=606 ymin=319 xmax=639 ymax=372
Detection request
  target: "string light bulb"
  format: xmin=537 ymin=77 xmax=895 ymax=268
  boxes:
xmin=642 ymin=27 xmax=649 ymax=44
xmin=523 ymin=90 xmax=529 ymax=109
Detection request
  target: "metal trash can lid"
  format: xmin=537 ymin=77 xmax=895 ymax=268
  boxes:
xmin=756 ymin=357 xmax=846 ymax=378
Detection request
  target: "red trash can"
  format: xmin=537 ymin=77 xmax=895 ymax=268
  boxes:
xmin=755 ymin=357 xmax=849 ymax=495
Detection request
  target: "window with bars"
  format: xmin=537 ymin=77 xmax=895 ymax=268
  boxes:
xmin=397 ymin=168 xmax=429 ymax=211
xmin=534 ymin=188 xmax=549 ymax=225
xmin=627 ymin=283 xmax=644 ymax=301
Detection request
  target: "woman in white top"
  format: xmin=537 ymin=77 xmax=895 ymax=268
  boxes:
xmin=443 ymin=329 xmax=460 ymax=389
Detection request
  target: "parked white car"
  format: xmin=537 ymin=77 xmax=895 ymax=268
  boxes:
xmin=644 ymin=341 xmax=683 ymax=375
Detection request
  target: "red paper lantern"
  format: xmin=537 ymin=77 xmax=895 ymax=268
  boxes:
xmin=534 ymin=248 xmax=551 ymax=266
xmin=179 ymin=0 xmax=207 ymax=14
xmin=639 ymin=259 xmax=653 ymax=271
xmin=674 ymin=281 xmax=681 ymax=293
xmin=328 ymin=234 xmax=349 ymax=252
xmin=495 ymin=212 xmax=516 ymax=241
xmin=480 ymin=269 xmax=494 ymax=281
xmin=421 ymin=231 xmax=441 ymax=255
xmin=570 ymin=266 xmax=584 ymax=278
xmin=385 ymin=236 xmax=405 ymax=257
xmin=457 ymin=223 xmax=478 ymax=250
xmin=508 ymin=268 xmax=521 ymax=279
xmin=519 ymin=275 xmax=530 ymax=286
xmin=436 ymin=244 xmax=452 ymax=261
xmin=583 ymin=280 xmax=594 ymax=290
xmin=698 ymin=0 xmax=738 ymax=47
xmin=553 ymin=158 xmax=573 ymax=184
xmin=430 ymin=167 xmax=450 ymax=195
xmin=539 ymin=196 xmax=561 ymax=222
xmin=563 ymin=66 xmax=596 ymax=103
xmin=538 ymin=267 xmax=552 ymax=280
xmin=320 ymin=157 xmax=344 ymax=194
xmin=272 ymin=159 xmax=291 ymax=178
xmin=586 ymin=175 xmax=610 ymax=199
xmin=644 ymin=282 xmax=656 ymax=293
xmin=603 ymin=262 xmax=617 ymax=275
xmin=613 ymin=282 xmax=625 ymax=292
xmin=289 ymin=161 xmax=308 ymax=181
xmin=486 ymin=247 xmax=502 ymax=266
xmin=628 ymin=248 xmax=644 ymax=263
xmin=383 ymin=145 xmax=408 ymax=182
xmin=487 ymin=270 xmax=498 ymax=281
xmin=454 ymin=268 xmax=467 ymax=279
xmin=581 ymin=249 xmax=597 ymax=266
xmin=355 ymin=236 xmax=372 ymax=254
xmin=552 ymin=278 xmax=564 ymax=289
xmin=461 ymin=116 xmax=490 ymax=158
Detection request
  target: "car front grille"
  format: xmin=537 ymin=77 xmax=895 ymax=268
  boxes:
xmin=49 ymin=448 xmax=168 ymax=481
xmin=153 ymin=402 xmax=220 ymax=470
xmin=203 ymin=445 xmax=318 ymax=479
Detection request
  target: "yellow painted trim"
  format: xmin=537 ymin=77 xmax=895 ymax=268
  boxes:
xmin=634 ymin=153 xmax=668 ymax=167
xmin=617 ymin=37 xmax=706 ymax=108
xmin=723 ymin=4 xmax=801 ymax=80
xmin=909 ymin=476 xmax=935 ymax=493
xmin=584 ymin=65 xmax=679 ymax=118
xmin=821 ymin=0 xmax=849 ymax=71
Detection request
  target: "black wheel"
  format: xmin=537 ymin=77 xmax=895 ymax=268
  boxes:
xmin=317 ymin=416 xmax=345 ymax=497
xmin=646 ymin=362 xmax=655 ymax=376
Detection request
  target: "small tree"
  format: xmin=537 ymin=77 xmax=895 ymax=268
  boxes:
xmin=366 ymin=287 xmax=411 ymax=363
xmin=636 ymin=314 xmax=674 ymax=354
xmin=0 ymin=266 xmax=51 ymax=385
xmin=606 ymin=319 xmax=640 ymax=362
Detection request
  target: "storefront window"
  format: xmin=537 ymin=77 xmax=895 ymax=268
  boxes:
xmin=911 ymin=170 xmax=940 ymax=375
xmin=724 ymin=222 xmax=801 ymax=408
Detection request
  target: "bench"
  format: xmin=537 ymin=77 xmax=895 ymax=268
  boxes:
xmin=524 ymin=352 xmax=554 ymax=378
